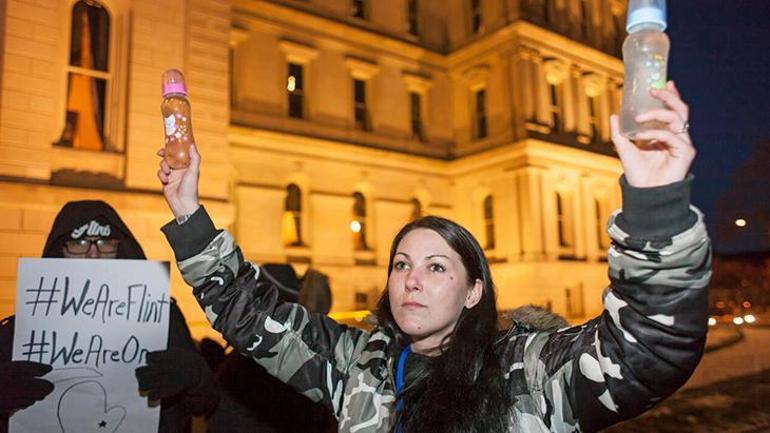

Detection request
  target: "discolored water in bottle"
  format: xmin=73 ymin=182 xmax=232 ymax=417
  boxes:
xmin=161 ymin=69 xmax=195 ymax=169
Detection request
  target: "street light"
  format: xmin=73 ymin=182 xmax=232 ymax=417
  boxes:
xmin=735 ymin=218 xmax=747 ymax=227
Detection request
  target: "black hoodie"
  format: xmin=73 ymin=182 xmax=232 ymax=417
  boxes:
xmin=2 ymin=200 xmax=218 ymax=433
xmin=41 ymin=200 xmax=145 ymax=259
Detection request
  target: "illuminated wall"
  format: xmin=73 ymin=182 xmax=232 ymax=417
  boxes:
xmin=1 ymin=0 xmax=626 ymax=339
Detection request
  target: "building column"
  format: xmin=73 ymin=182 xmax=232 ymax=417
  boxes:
xmin=531 ymin=53 xmax=550 ymax=126
xmin=516 ymin=46 xmax=535 ymax=122
xmin=515 ymin=166 xmax=547 ymax=261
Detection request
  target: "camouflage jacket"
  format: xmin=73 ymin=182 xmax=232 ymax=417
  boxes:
xmin=162 ymin=177 xmax=711 ymax=433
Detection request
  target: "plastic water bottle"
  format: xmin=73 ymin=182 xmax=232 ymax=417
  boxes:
xmin=619 ymin=0 xmax=669 ymax=138
xmin=161 ymin=69 xmax=195 ymax=168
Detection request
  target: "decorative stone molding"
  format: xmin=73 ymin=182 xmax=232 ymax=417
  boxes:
xmin=463 ymin=64 xmax=490 ymax=90
xmin=279 ymin=39 xmax=319 ymax=64
xmin=230 ymin=27 xmax=249 ymax=47
xmin=402 ymin=71 xmax=433 ymax=94
xmin=345 ymin=56 xmax=380 ymax=80
xmin=583 ymin=72 xmax=606 ymax=97
xmin=543 ymin=58 xmax=568 ymax=85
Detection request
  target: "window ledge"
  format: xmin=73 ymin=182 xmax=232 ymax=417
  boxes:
xmin=50 ymin=146 xmax=125 ymax=185
xmin=354 ymin=249 xmax=376 ymax=266
xmin=286 ymin=245 xmax=311 ymax=264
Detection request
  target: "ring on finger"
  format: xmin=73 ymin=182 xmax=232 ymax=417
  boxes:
xmin=677 ymin=121 xmax=690 ymax=134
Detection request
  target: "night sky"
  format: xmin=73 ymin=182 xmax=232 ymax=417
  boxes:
xmin=666 ymin=0 xmax=770 ymax=253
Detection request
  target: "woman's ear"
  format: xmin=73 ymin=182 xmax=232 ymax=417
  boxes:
xmin=464 ymin=278 xmax=483 ymax=309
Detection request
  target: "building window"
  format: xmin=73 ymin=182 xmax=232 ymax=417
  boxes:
xmin=229 ymin=47 xmax=236 ymax=107
xmin=353 ymin=79 xmax=370 ymax=131
xmin=352 ymin=192 xmax=369 ymax=251
xmin=613 ymin=14 xmax=625 ymax=53
xmin=470 ymin=0 xmax=483 ymax=34
xmin=407 ymin=0 xmax=419 ymax=35
xmin=484 ymin=195 xmax=495 ymax=250
xmin=57 ymin=0 xmax=111 ymax=151
xmin=287 ymin=63 xmax=305 ymax=119
xmin=410 ymin=92 xmax=424 ymax=141
xmin=595 ymin=199 xmax=610 ymax=250
xmin=580 ymin=0 xmax=591 ymax=39
xmin=588 ymin=95 xmax=600 ymax=140
xmin=556 ymin=192 xmax=574 ymax=248
xmin=544 ymin=0 xmax=552 ymax=23
xmin=474 ymin=89 xmax=488 ymax=139
xmin=549 ymin=83 xmax=563 ymax=132
xmin=411 ymin=198 xmax=423 ymax=221
xmin=282 ymin=184 xmax=303 ymax=247
xmin=351 ymin=0 xmax=367 ymax=19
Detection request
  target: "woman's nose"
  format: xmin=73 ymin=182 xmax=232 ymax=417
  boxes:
xmin=405 ymin=269 xmax=423 ymax=292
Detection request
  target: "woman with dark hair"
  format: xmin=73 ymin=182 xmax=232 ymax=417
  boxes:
xmin=156 ymin=82 xmax=710 ymax=432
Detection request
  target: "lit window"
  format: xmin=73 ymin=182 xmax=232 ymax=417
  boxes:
xmin=352 ymin=192 xmax=369 ymax=250
xmin=282 ymin=184 xmax=303 ymax=246
xmin=57 ymin=0 xmax=111 ymax=151
xmin=287 ymin=63 xmax=305 ymax=119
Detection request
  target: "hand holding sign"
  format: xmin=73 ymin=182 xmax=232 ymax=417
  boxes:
xmin=0 ymin=361 xmax=53 ymax=414
xmin=135 ymin=348 xmax=205 ymax=401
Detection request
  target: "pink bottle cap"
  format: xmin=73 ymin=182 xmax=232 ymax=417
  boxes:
xmin=162 ymin=69 xmax=187 ymax=96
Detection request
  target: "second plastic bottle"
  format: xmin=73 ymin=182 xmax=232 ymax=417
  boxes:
xmin=619 ymin=0 xmax=670 ymax=138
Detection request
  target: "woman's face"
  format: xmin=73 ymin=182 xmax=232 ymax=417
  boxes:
xmin=387 ymin=228 xmax=482 ymax=354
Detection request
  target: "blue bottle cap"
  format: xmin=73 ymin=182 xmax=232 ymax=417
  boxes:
xmin=626 ymin=0 xmax=667 ymax=32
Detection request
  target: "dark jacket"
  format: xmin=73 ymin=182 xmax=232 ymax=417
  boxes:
xmin=1 ymin=200 xmax=218 ymax=433
xmin=162 ymin=178 xmax=711 ymax=432
xmin=207 ymin=263 xmax=336 ymax=433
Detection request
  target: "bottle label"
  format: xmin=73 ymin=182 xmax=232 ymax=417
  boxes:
xmin=164 ymin=114 xmax=176 ymax=136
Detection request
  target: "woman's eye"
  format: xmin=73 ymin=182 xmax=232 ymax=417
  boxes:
xmin=394 ymin=261 xmax=408 ymax=270
xmin=429 ymin=263 xmax=445 ymax=273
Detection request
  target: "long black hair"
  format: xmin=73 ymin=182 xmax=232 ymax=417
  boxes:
xmin=375 ymin=216 xmax=514 ymax=433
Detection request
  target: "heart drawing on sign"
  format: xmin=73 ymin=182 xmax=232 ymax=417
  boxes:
xmin=57 ymin=381 xmax=126 ymax=433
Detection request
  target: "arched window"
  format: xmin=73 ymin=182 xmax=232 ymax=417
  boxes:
xmin=352 ymin=192 xmax=369 ymax=251
xmin=282 ymin=184 xmax=303 ymax=246
xmin=483 ymin=195 xmax=495 ymax=250
xmin=57 ymin=0 xmax=111 ymax=151
xmin=410 ymin=198 xmax=423 ymax=221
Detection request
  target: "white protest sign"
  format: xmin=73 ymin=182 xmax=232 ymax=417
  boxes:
xmin=11 ymin=258 xmax=170 ymax=433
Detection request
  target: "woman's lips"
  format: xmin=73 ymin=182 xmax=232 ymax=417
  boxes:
xmin=401 ymin=302 xmax=426 ymax=309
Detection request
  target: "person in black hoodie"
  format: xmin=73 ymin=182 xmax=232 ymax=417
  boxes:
xmin=0 ymin=200 xmax=219 ymax=433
